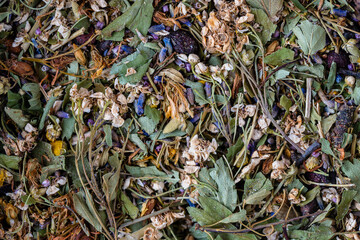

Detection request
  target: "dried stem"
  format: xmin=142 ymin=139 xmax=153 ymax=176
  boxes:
xmin=196 ymin=211 xmax=323 ymax=234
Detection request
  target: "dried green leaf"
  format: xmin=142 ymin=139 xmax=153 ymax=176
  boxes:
xmin=102 ymin=168 xmax=120 ymax=202
xmin=299 ymin=186 xmax=320 ymax=207
xmin=280 ymin=95 xmax=292 ymax=112
xmin=293 ymin=20 xmax=326 ymax=55
xmin=290 ymin=219 xmax=334 ymax=240
xmin=125 ymin=165 xmax=179 ymax=184
xmin=103 ymin=124 xmax=113 ymax=147
xmin=4 ymin=107 xmax=29 ymax=129
xmin=342 ymin=159 xmax=360 ymax=202
xmin=73 ymin=191 xmax=102 ymax=232
xmin=320 ymin=138 xmax=336 ymax=158
xmin=110 ymin=44 xmax=156 ymax=84
xmin=22 ymin=83 xmax=42 ymax=111
xmin=252 ymin=9 xmax=277 ymax=44
xmin=243 ymin=173 xmax=273 ymax=205
xmin=61 ymin=117 xmax=75 ymax=140
xmin=336 ymin=190 xmax=356 ymax=223
xmin=264 ymin=48 xmax=294 ymax=66
xmin=0 ymin=154 xmax=21 ymax=170
xmin=321 ymin=114 xmax=337 ymax=135
xmin=185 ymin=80 xmax=207 ymax=105
xmin=218 ymin=210 xmax=246 ymax=224
xmin=138 ymin=116 xmax=157 ymax=134
xmin=102 ymin=0 xmax=154 ymax=41
xmin=247 ymin=0 xmax=283 ymax=20
xmin=325 ymin=62 xmax=336 ymax=92
xmin=210 ymin=158 xmax=238 ymax=211
xmin=39 ymin=96 xmax=57 ymax=130
xmin=121 ymin=192 xmax=139 ymax=219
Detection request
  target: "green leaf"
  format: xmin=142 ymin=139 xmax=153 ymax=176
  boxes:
xmin=246 ymin=0 xmax=283 ymax=20
xmin=264 ymin=48 xmax=295 ymax=66
xmin=299 ymin=186 xmax=320 ymax=207
xmin=121 ymin=192 xmax=139 ymax=219
xmin=102 ymin=168 xmax=120 ymax=201
xmin=293 ymin=20 xmax=326 ymax=55
xmin=320 ymin=138 xmax=335 ymax=158
xmin=103 ymin=125 xmax=113 ymax=147
xmin=7 ymin=90 xmax=22 ymax=108
xmin=325 ymin=62 xmax=336 ymax=92
xmin=187 ymin=196 xmax=232 ymax=226
xmin=125 ymin=165 xmax=179 ymax=184
xmin=138 ymin=116 xmax=157 ymax=134
xmin=243 ymin=173 xmax=273 ymax=205
xmin=311 ymin=203 xmax=332 ymax=226
xmin=210 ymin=158 xmax=238 ymax=211
xmin=290 ymin=219 xmax=333 ymax=240
xmin=144 ymin=105 xmax=161 ymax=125
xmin=336 ymin=190 xmax=356 ymax=224
xmin=284 ymin=13 xmax=301 ymax=35
xmin=111 ymin=44 xmax=156 ymax=84
xmin=73 ymin=191 xmax=102 ymax=232
xmin=342 ymin=159 xmax=360 ymax=202
xmin=226 ymin=137 xmax=244 ymax=162
xmin=218 ymin=210 xmax=247 ymax=224
xmin=163 ymin=118 xmax=182 ymax=134
xmin=185 ymin=80 xmax=207 ymax=105
xmin=296 ymin=64 xmax=324 ymax=78
xmin=22 ymin=83 xmax=42 ymax=111
xmin=353 ymin=84 xmax=360 ymax=105
xmin=321 ymin=114 xmax=337 ymax=135
xmin=5 ymin=107 xmax=29 ymax=129
xmin=0 ymin=154 xmax=21 ymax=170
xmin=39 ymin=96 xmax=57 ymax=130
xmin=252 ymin=9 xmax=277 ymax=44
xmin=129 ymin=134 xmax=147 ymax=153
xmin=21 ymin=195 xmax=36 ymax=206
xmin=102 ymin=0 xmax=154 ymax=41
xmin=61 ymin=117 xmax=75 ymax=140
xmin=280 ymin=95 xmax=292 ymax=112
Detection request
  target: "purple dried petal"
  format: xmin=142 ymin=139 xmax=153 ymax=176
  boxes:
xmin=204 ymin=82 xmax=212 ymax=98
xmin=151 ymin=33 xmax=159 ymax=40
xmin=96 ymin=21 xmax=105 ymax=30
xmin=162 ymin=5 xmax=169 ymax=12
xmin=42 ymin=179 xmax=51 ymax=187
xmin=56 ymin=111 xmax=70 ymax=119
xmin=185 ymin=63 xmax=192 ymax=72
xmin=35 ymin=28 xmax=41 ymax=35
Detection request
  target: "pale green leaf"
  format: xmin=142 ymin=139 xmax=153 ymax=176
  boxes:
xmin=4 ymin=107 xmax=29 ymax=129
xmin=280 ymin=95 xmax=292 ymax=112
xmin=138 ymin=116 xmax=157 ymax=134
xmin=121 ymin=192 xmax=139 ymax=219
xmin=185 ymin=80 xmax=207 ymax=105
xmin=252 ymin=9 xmax=277 ymax=44
xmin=102 ymin=0 xmax=154 ymax=41
xmin=325 ymin=62 xmax=336 ymax=92
xmin=320 ymin=138 xmax=335 ymax=158
xmin=342 ymin=159 xmax=360 ymax=202
xmin=321 ymin=114 xmax=337 ymax=135
xmin=210 ymin=158 xmax=238 ymax=211
xmin=336 ymin=190 xmax=356 ymax=223
xmin=299 ymin=186 xmax=320 ymax=207
xmin=73 ymin=191 xmax=102 ymax=231
xmin=293 ymin=20 xmax=326 ymax=55
xmin=125 ymin=165 xmax=179 ymax=184
xmin=103 ymin=124 xmax=112 ymax=147
xmin=264 ymin=48 xmax=294 ymax=66
xmin=39 ymin=96 xmax=57 ymax=130
xmin=0 ymin=154 xmax=21 ymax=170
xmin=246 ymin=0 xmax=283 ymax=20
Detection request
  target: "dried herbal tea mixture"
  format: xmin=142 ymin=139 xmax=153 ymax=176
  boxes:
xmin=2 ymin=0 xmax=360 ymax=239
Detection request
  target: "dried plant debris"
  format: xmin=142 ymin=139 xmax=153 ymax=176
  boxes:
xmin=2 ymin=0 xmax=360 ymax=239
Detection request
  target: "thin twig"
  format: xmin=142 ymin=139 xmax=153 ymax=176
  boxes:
xmin=196 ymin=211 xmax=323 ymax=234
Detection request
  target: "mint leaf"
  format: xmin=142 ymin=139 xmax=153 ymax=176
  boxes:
xmin=252 ymin=9 xmax=277 ymax=44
